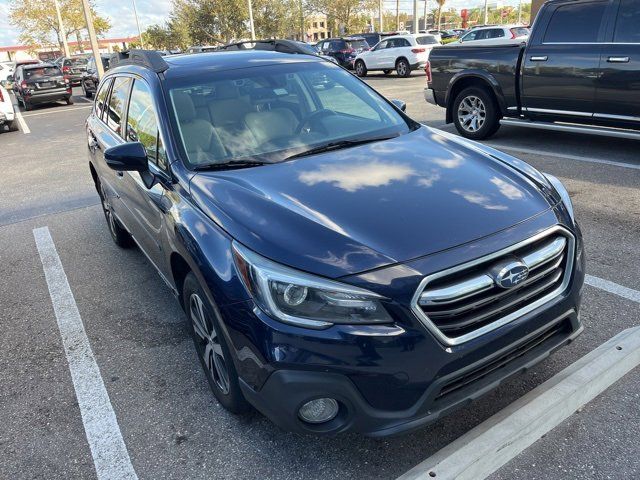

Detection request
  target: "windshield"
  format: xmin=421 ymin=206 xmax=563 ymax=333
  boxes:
xmin=167 ymin=61 xmax=412 ymax=168
xmin=416 ymin=35 xmax=439 ymax=45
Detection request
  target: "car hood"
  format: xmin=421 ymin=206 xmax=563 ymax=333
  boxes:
xmin=190 ymin=127 xmax=554 ymax=278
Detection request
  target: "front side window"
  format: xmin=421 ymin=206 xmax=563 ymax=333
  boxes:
xmin=544 ymin=1 xmax=607 ymax=43
xmin=95 ymin=78 xmax=113 ymax=120
xmin=167 ymin=62 xmax=413 ymax=168
xmin=614 ymin=0 xmax=640 ymax=43
xmin=462 ymin=31 xmax=479 ymax=42
xmin=126 ymin=80 xmax=166 ymax=168
xmin=374 ymin=40 xmax=387 ymax=51
xmin=106 ymin=76 xmax=132 ymax=136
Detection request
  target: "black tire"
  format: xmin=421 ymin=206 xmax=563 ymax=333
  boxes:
xmin=8 ymin=119 xmax=19 ymax=132
xmin=452 ymin=86 xmax=501 ymax=140
xmin=182 ymin=272 xmax=250 ymax=414
xmin=383 ymin=69 xmax=392 ymax=75
xmin=396 ymin=58 xmax=411 ymax=78
xmin=355 ymin=60 xmax=367 ymax=77
xmin=66 ymin=97 xmax=73 ymax=105
xmin=24 ymin=100 xmax=32 ymax=111
xmin=84 ymin=84 xmax=93 ymax=99
xmin=97 ymin=179 xmax=133 ymax=248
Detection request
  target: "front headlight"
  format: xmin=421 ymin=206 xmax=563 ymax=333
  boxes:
xmin=233 ymin=242 xmax=393 ymax=329
xmin=543 ymin=173 xmax=575 ymax=222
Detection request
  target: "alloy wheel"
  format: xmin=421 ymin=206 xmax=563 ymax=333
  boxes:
xmin=397 ymin=61 xmax=407 ymax=76
xmin=457 ymin=95 xmax=487 ymax=133
xmin=189 ymin=293 xmax=230 ymax=394
xmin=100 ymin=183 xmax=118 ymax=237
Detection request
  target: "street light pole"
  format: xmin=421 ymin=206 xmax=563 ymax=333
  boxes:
xmin=131 ymin=0 xmax=145 ymax=49
xmin=247 ymin=0 xmax=256 ymax=40
xmin=518 ymin=0 xmax=523 ymax=24
xmin=413 ymin=0 xmax=419 ymax=33
xmin=378 ymin=0 xmax=383 ymax=33
xmin=424 ymin=0 xmax=428 ymax=30
xmin=80 ymin=0 xmax=104 ymax=79
xmin=484 ymin=0 xmax=489 ymax=24
xmin=53 ymin=0 xmax=71 ymax=57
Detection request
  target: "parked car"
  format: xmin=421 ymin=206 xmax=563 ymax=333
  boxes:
xmin=86 ymin=49 xmax=584 ymax=436
xmin=52 ymin=55 xmax=89 ymax=86
xmin=81 ymin=54 xmax=111 ymax=98
xmin=0 ymin=83 xmax=17 ymax=132
xmin=425 ymin=0 xmax=639 ymax=140
xmin=355 ymin=34 xmax=438 ymax=77
xmin=0 ymin=61 xmax=15 ymax=84
xmin=455 ymin=25 xmax=529 ymax=46
xmin=13 ymin=63 xmax=72 ymax=110
xmin=354 ymin=32 xmax=382 ymax=49
xmin=429 ymin=29 xmax=458 ymax=40
xmin=316 ymin=37 xmax=370 ymax=68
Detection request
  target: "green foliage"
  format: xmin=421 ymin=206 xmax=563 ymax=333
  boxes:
xmin=9 ymin=0 xmax=110 ymax=50
xmin=305 ymin=0 xmax=377 ymax=34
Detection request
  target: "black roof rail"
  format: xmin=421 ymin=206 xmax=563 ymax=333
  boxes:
xmin=109 ymin=49 xmax=169 ymax=73
xmin=219 ymin=39 xmax=310 ymax=55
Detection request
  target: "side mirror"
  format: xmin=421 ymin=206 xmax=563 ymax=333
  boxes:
xmin=391 ymin=99 xmax=407 ymax=112
xmin=104 ymin=142 xmax=148 ymax=172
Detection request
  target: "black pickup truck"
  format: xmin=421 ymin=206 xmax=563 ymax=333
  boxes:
xmin=425 ymin=0 xmax=640 ymax=140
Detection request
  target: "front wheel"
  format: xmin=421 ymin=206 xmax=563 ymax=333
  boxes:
xmin=396 ymin=58 xmax=411 ymax=78
xmin=98 ymin=180 xmax=132 ymax=248
xmin=182 ymin=272 xmax=250 ymax=414
xmin=355 ymin=60 xmax=367 ymax=77
xmin=452 ymin=87 xmax=500 ymax=140
xmin=66 ymin=97 xmax=73 ymax=105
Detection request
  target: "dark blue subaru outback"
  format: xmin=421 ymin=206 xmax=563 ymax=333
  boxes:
xmin=86 ymin=50 xmax=585 ymax=436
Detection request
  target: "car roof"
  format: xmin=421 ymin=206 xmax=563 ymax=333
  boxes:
xmin=160 ymin=50 xmax=323 ymax=79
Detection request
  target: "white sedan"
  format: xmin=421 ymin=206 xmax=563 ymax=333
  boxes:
xmin=354 ymin=34 xmax=439 ymax=78
xmin=0 ymin=84 xmax=17 ymax=132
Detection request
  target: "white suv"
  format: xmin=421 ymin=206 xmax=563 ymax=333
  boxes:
xmin=456 ymin=25 xmax=530 ymax=46
xmin=354 ymin=34 xmax=439 ymax=78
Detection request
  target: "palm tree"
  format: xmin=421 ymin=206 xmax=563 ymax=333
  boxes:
xmin=435 ymin=0 xmax=446 ymax=30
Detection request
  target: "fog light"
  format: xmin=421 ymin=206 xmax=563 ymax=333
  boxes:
xmin=298 ymin=398 xmax=339 ymax=424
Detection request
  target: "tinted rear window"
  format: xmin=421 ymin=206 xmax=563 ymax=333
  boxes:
xmin=416 ymin=35 xmax=439 ymax=45
xmin=24 ymin=66 xmax=61 ymax=78
xmin=346 ymin=40 xmax=369 ymax=49
xmin=544 ymin=1 xmax=607 ymax=43
xmin=613 ymin=0 xmax=640 ymax=43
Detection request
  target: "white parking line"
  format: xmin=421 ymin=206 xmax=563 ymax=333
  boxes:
xmin=585 ymin=274 xmax=640 ymax=304
xmin=33 ymin=227 xmax=138 ymax=480
xmin=487 ymin=144 xmax=640 ymax=171
xmin=11 ymin=100 xmax=30 ymax=134
xmin=398 ymin=325 xmax=640 ymax=480
xmin=22 ymin=105 xmax=92 ymax=117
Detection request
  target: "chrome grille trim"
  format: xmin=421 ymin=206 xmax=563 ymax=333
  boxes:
xmin=410 ymin=226 xmax=575 ymax=346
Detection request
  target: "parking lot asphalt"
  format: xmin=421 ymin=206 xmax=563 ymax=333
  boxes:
xmin=0 ymin=77 xmax=638 ymax=480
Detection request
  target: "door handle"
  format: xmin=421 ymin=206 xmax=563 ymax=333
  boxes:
xmin=530 ymin=56 xmax=548 ymax=62
xmin=607 ymin=56 xmax=630 ymax=63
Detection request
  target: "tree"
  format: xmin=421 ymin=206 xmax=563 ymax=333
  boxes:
xmin=9 ymin=0 xmax=110 ymax=51
xmin=143 ymin=20 xmax=189 ymax=50
xmin=172 ymin=0 xmax=248 ymax=44
xmin=305 ymin=0 xmax=377 ymax=35
xmin=434 ymin=0 xmax=446 ymax=30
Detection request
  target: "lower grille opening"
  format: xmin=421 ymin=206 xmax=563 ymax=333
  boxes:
xmin=435 ymin=318 xmax=573 ymax=402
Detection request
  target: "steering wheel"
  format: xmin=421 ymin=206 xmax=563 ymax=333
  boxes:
xmin=296 ymin=109 xmax=336 ymax=135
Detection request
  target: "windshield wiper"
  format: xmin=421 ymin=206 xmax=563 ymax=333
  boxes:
xmin=192 ymin=159 xmax=268 ymax=171
xmin=285 ymin=134 xmax=399 ymax=160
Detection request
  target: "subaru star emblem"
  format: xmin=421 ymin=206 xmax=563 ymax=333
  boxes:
xmin=494 ymin=261 xmax=529 ymax=289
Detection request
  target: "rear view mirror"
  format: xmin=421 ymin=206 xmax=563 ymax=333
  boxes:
xmin=104 ymin=142 xmax=149 ymax=172
xmin=391 ymin=99 xmax=407 ymax=112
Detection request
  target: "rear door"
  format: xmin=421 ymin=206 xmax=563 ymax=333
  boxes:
xmin=594 ymin=0 xmax=640 ymax=127
xmin=522 ymin=0 xmax=608 ymax=118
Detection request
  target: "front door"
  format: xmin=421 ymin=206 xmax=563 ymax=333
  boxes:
xmin=594 ymin=0 xmax=640 ymax=127
xmin=522 ymin=0 xmax=609 ymax=118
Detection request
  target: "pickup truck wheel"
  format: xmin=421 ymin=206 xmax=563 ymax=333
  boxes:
xmin=98 ymin=180 xmax=133 ymax=248
xmin=183 ymin=272 xmax=251 ymax=414
xmin=355 ymin=60 xmax=367 ymax=77
xmin=396 ymin=59 xmax=411 ymax=78
xmin=453 ymin=87 xmax=500 ymax=140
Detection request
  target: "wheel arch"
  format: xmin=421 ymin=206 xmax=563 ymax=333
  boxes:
xmin=445 ymin=72 xmax=505 ymax=124
xmin=170 ymin=251 xmax=192 ymax=309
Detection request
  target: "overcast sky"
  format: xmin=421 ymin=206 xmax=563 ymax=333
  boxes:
xmin=0 ymin=0 xmax=526 ymax=46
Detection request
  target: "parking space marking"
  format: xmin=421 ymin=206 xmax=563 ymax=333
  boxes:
xmin=33 ymin=227 xmax=138 ymax=480
xmin=585 ymin=274 xmax=640 ymax=304
xmin=486 ymin=144 xmax=640 ymax=171
xmin=397 ymin=326 xmax=640 ymax=480
xmin=21 ymin=105 xmax=92 ymax=117
xmin=11 ymin=100 xmax=30 ymax=134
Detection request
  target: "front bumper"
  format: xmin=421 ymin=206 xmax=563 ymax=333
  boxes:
xmin=424 ymin=87 xmax=438 ymax=106
xmin=241 ymin=308 xmax=582 ymax=436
